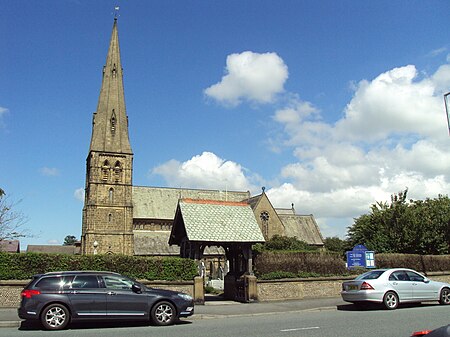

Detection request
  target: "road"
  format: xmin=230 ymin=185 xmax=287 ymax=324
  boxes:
xmin=1 ymin=303 xmax=449 ymax=337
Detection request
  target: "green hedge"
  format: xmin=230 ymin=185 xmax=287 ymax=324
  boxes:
xmin=0 ymin=253 xmax=198 ymax=281
xmin=375 ymin=253 xmax=450 ymax=273
xmin=254 ymin=251 xmax=350 ymax=278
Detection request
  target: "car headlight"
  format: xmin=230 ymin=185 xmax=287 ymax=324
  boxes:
xmin=177 ymin=293 xmax=193 ymax=301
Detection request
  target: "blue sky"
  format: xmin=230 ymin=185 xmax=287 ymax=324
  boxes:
xmin=2 ymin=1 xmax=450 ymax=248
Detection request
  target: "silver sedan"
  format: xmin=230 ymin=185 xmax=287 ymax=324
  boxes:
xmin=341 ymin=268 xmax=450 ymax=310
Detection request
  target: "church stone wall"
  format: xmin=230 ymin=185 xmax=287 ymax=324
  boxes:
xmin=252 ymin=195 xmax=285 ymax=240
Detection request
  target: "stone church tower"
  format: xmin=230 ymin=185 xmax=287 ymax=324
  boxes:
xmin=81 ymin=18 xmax=134 ymax=255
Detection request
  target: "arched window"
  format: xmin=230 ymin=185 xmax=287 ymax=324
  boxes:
xmin=102 ymin=160 xmax=110 ymax=181
xmin=260 ymin=211 xmax=270 ymax=239
xmin=114 ymin=161 xmax=122 ymax=183
xmin=108 ymin=213 xmax=113 ymax=223
xmin=108 ymin=188 xmax=114 ymax=204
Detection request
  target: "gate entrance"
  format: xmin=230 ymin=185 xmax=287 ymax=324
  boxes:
xmin=169 ymin=199 xmax=265 ymax=303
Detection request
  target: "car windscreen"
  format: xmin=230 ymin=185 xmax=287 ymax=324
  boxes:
xmin=355 ymin=270 xmax=385 ymax=280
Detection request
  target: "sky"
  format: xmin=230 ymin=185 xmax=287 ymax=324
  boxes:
xmin=2 ymin=0 xmax=450 ymax=249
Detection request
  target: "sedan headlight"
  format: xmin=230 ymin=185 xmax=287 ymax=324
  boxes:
xmin=177 ymin=293 xmax=193 ymax=301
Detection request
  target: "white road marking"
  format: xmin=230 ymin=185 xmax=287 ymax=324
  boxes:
xmin=280 ymin=327 xmax=320 ymax=332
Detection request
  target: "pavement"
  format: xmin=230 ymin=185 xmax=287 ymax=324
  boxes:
xmin=0 ymin=296 xmax=346 ymax=328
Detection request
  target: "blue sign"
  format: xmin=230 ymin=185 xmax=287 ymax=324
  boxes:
xmin=346 ymin=245 xmax=375 ymax=269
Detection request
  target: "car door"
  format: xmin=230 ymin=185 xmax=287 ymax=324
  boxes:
xmin=406 ymin=270 xmax=436 ymax=300
xmin=101 ymin=274 xmax=151 ymax=319
xmin=388 ymin=270 xmax=413 ymax=301
xmin=66 ymin=274 xmax=107 ymax=318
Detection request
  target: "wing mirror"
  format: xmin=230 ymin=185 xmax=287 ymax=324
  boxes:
xmin=132 ymin=284 xmax=142 ymax=293
xmin=423 ymin=278 xmax=430 ymax=283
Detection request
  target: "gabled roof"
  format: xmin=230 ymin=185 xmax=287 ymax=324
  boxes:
xmin=169 ymin=199 xmax=265 ymax=244
xmin=132 ymin=186 xmax=250 ymax=220
xmin=279 ymin=214 xmax=324 ymax=246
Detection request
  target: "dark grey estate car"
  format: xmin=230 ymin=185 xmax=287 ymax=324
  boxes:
xmin=18 ymin=271 xmax=194 ymax=330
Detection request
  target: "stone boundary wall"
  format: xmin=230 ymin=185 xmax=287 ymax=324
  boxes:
xmin=3 ymin=272 xmax=450 ymax=307
xmin=0 ymin=279 xmax=194 ymax=308
xmin=257 ymin=271 xmax=450 ymax=301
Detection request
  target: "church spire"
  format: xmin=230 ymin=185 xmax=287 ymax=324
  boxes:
xmin=89 ymin=18 xmax=132 ymax=154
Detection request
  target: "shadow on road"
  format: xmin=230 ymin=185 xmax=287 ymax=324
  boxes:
xmin=19 ymin=318 xmax=193 ymax=331
xmin=337 ymin=302 xmax=440 ymax=312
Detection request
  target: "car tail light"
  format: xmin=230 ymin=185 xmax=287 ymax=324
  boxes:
xmin=21 ymin=289 xmax=41 ymax=299
xmin=411 ymin=330 xmax=432 ymax=336
xmin=360 ymin=282 xmax=374 ymax=290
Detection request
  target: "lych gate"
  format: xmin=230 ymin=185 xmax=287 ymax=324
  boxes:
xmin=169 ymin=199 xmax=265 ymax=302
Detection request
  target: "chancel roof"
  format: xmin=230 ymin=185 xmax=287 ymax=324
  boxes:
xmin=170 ymin=199 xmax=265 ymax=244
xmin=279 ymin=214 xmax=324 ymax=246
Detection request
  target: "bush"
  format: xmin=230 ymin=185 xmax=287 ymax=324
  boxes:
xmin=253 ymin=235 xmax=318 ymax=253
xmin=0 ymin=253 xmax=197 ymax=281
xmin=254 ymin=251 xmax=348 ymax=278
xmin=375 ymin=253 xmax=450 ymax=273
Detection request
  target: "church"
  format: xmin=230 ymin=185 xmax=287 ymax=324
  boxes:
xmin=80 ymin=18 xmax=324 ymax=257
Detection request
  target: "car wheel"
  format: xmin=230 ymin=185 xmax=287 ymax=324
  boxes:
xmin=439 ymin=287 xmax=450 ymax=305
xmin=383 ymin=291 xmax=399 ymax=310
xmin=40 ymin=304 xmax=70 ymax=330
xmin=150 ymin=301 xmax=176 ymax=326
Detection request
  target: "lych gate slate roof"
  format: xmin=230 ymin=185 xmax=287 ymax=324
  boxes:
xmin=170 ymin=199 xmax=265 ymax=244
xmin=133 ymin=186 xmax=250 ymax=220
xmin=279 ymin=214 xmax=324 ymax=246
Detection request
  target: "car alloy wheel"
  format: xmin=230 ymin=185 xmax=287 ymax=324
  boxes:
xmin=383 ymin=291 xmax=399 ymax=310
xmin=151 ymin=301 xmax=176 ymax=326
xmin=439 ymin=287 xmax=450 ymax=305
xmin=40 ymin=304 xmax=70 ymax=330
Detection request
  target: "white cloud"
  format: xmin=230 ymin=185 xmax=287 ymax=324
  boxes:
xmin=47 ymin=239 xmax=60 ymax=245
xmin=204 ymin=51 xmax=288 ymax=106
xmin=152 ymin=151 xmax=258 ymax=192
xmin=74 ymin=188 xmax=84 ymax=202
xmin=40 ymin=167 xmax=60 ymax=176
xmin=334 ymin=65 xmax=444 ymax=141
xmin=269 ymin=62 xmax=450 ymax=238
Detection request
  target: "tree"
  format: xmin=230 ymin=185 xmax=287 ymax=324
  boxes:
xmin=63 ymin=235 xmax=78 ymax=246
xmin=347 ymin=189 xmax=450 ymax=254
xmin=253 ymin=235 xmax=318 ymax=253
xmin=0 ymin=188 xmax=29 ymax=241
xmin=323 ymin=236 xmax=352 ymax=256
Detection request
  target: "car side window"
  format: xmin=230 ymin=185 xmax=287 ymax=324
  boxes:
xmin=406 ymin=271 xmax=424 ymax=282
xmin=390 ymin=271 xmax=409 ymax=281
xmin=35 ymin=276 xmax=74 ymax=290
xmin=102 ymin=275 xmax=134 ymax=290
xmin=71 ymin=275 xmax=99 ymax=289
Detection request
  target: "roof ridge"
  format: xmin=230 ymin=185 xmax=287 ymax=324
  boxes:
xmin=181 ymin=198 xmax=249 ymax=206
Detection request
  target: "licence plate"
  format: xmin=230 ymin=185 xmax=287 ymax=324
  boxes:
xmin=348 ymin=285 xmax=359 ymax=291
